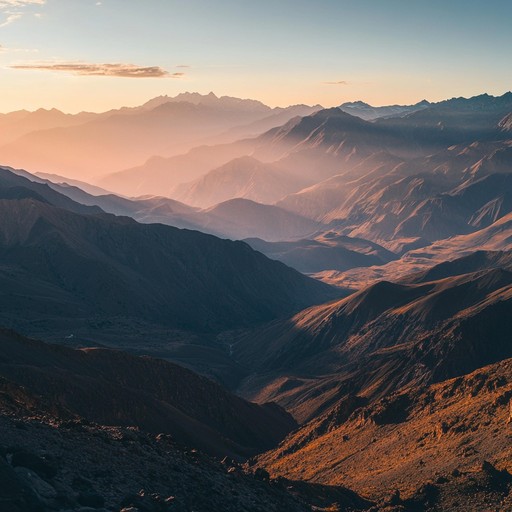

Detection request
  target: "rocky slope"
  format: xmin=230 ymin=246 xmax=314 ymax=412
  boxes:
xmin=0 ymin=329 xmax=373 ymax=512
xmin=256 ymin=358 xmax=512 ymax=511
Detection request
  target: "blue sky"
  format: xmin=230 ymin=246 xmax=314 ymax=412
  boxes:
xmin=0 ymin=0 xmax=511 ymax=112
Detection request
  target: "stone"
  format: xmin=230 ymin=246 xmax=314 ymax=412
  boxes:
xmin=11 ymin=450 xmax=58 ymax=479
xmin=78 ymin=490 xmax=106 ymax=508
xmin=14 ymin=466 xmax=57 ymax=500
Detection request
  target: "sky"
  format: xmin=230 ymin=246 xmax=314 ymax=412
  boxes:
xmin=0 ymin=0 xmax=511 ymax=113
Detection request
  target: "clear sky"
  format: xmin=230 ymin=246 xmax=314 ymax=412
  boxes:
xmin=0 ymin=0 xmax=511 ymax=113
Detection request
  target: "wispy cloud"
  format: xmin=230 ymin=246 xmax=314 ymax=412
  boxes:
xmin=0 ymin=0 xmax=45 ymax=5
xmin=323 ymin=80 xmax=349 ymax=85
xmin=11 ymin=62 xmax=180 ymax=78
xmin=0 ymin=11 xmax=21 ymax=26
xmin=0 ymin=0 xmax=45 ymax=26
xmin=0 ymin=43 xmax=38 ymax=53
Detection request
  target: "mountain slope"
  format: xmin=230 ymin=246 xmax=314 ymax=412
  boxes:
xmin=194 ymin=198 xmax=320 ymax=242
xmin=245 ymin=232 xmax=395 ymax=273
xmin=0 ymin=328 xmax=295 ymax=459
xmin=173 ymin=156 xmax=307 ymax=207
xmin=13 ymin=168 xmax=321 ymax=242
xmin=256 ymin=358 xmax=512 ymax=509
xmin=98 ymin=139 xmax=256 ymax=197
xmin=235 ymin=256 xmax=512 ymax=421
xmin=0 ymin=196 xmax=337 ymax=338
xmin=0 ymin=166 xmax=103 ymax=216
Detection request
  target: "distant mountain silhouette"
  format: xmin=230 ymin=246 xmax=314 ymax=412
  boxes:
xmin=9 ymin=167 xmax=321 ymax=242
xmin=173 ymin=156 xmax=307 ymax=208
xmin=339 ymin=99 xmax=430 ymax=120
xmin=0 ymin=94 xmax=323 ymax=182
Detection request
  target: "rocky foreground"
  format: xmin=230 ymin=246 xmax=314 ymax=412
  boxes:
xmin=0 ymin=412 xmax=377 ymax=512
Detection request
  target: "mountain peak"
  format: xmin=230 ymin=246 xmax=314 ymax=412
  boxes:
xmin=340 ymin=100 xmax=371 ymax=108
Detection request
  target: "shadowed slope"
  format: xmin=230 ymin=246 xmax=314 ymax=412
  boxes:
xmin=0 ymin=329 xmax=296 ymax=459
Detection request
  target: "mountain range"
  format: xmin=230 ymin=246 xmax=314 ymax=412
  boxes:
xmin=1 ymin=90 xmax=512 ymax=511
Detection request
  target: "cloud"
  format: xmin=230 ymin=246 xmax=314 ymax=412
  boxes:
xmin=323 ymin=80 xmax=349 ymax=85
xmin=11 ymin=62 xmax=179 ymax=78
xmin=0 ymin=12 xmax=21 ymax=26
xmin=0 ymin=43 xmax=38 ymax=53
xmin=0 ymin=0 xmax=45 ymax=26
xmin=0 ymin=1 xmax=45 ymax=6
xmin=176 ymin=65 xmax=190 ymax=68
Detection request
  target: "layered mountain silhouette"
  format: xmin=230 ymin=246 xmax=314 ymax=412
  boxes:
xmin=0 ymin=93 xmax=322 ymax=181
xmin=172 ymin=156 xmax=307 ymax=208
xmin=0 ymin=167 xmax=337 ymax=358
xmin=245 ymin=232 xmax=395 ymax=273
xmin=7 ymin=166 xmax=321 ymax=242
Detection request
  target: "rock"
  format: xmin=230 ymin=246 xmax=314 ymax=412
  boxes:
xmin=0 ymin=457 xmax=42 ymax=512
xmin=14 ymin=466 xmax=57 ymax=500
xmin=253 ymin=468 xmax=270 ymax=482
xmin=481 ymin=460 xmax=512 ymax=490
xmin=11 ymin=450 xmax=58 ymax=479
xmin=78 ymin=490 xmax=105 ymax=508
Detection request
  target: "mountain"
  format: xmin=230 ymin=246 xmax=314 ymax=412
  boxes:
xmin=98 ymin=139 xmax=256 ymax=197
xmin=191 ymin=198 xmax=320 ymax=242
xmin=0 ymin=415 xmax=315 ymax=512
xmin=0 ymin=329 xmax=375 ymax=512
xmin=0 ymin=328 xmax=296 ymax=459
xmin=276 ymin=139 xmax=512 ymax=246
xmin=314 ymin=212 xmax=512 ymax=291
xmin=34 ymin=172 xmax=114 ymax=196
xmin=13 ymin=167 xmax=322 ymax=242
xmin=245 ymin=232 xmax=395 ymax=274
xmin=500 ymin=112 xmax=512 ymax=131
xmin=172 ymin=156 xmax=308 ymax=208
xmin=0 ymin=329 xmax=372 ymax=512
xmin=94 ymin=92 xmax=512 ymax=207
xmin=0 ymin=167 xmax=103 ymax=216
xmin=0 ymin=93 xmax=322 ymax=182
xmin=217 ymin=104 xmax=323 ymax=140
xmin=0 ymin=167 xmax=338 ymax=370
xmin=235 ymin=253 xmax=512 ymax=421
xmin=256 ymin=357 xmax=512 ymax=510
xmin=0 ymin=100 xmax=266 ymax=179
xmin=0 ymin=108 xmax=97 ymax=145
xmin=0 ymin=198 xmax=336 ymax=336
xmin=339 ymin=99 xmax=430 ymax=121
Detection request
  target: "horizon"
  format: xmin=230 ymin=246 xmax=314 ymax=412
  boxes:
xmin=2 ymin=88 xmax=512 ymax=115
xmin=1 ymin=0 xmax=511 ymax=113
